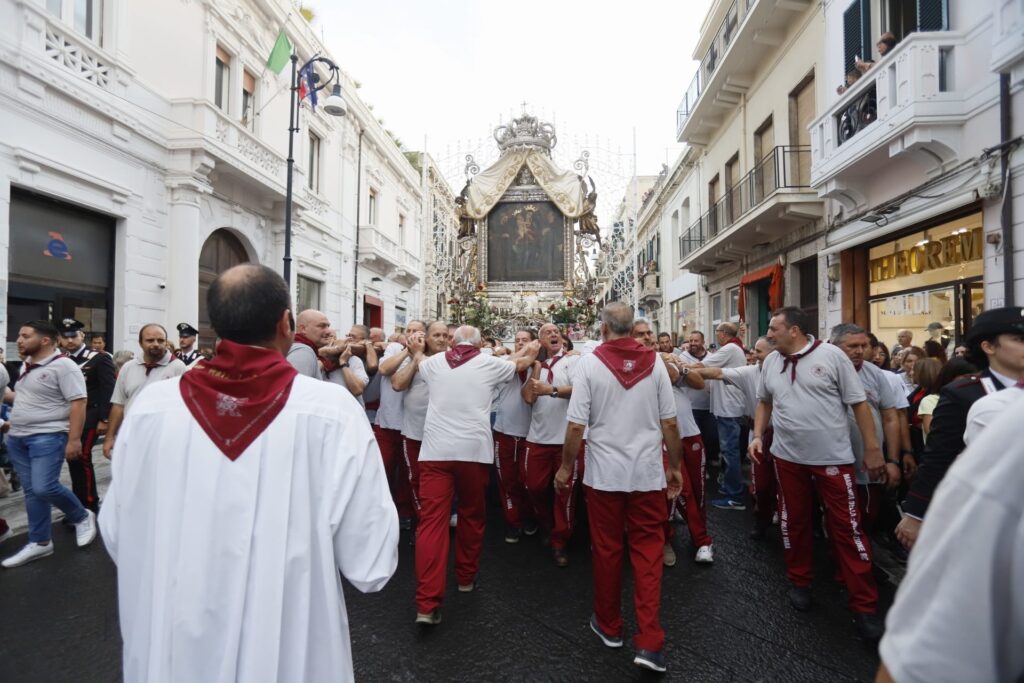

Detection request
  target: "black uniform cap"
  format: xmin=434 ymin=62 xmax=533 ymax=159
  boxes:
xmin=966 ymin=306 xmax=1024 ymax=367
xmin=59 ymin=318 xmax=86 ymax=338
xmin=177 ymin=323 xmax=199 ymax=337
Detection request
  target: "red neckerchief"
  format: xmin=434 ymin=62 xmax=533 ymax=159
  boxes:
xmin=592 ymin=337 xmax=656 ymax=389
xmin=724 ymin=337 xmax=746 ymax=352
xmin=780 ymin=339 xmax=822 ymax=383
xmin=179 ymin=339 xmax=298 ymax=461
xmin=540 ymin=349 xmax=566 ymax=383
xmin=17 ymin=351 xmax=66 ymax=383
xmin=294 ymin=333 xmax=338 ymax=373
xmin=445 ymin=344 xmax=481 ymax=369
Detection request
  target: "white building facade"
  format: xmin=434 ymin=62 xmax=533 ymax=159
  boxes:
xmin=811 ymin=0 xmax=1024 ymax=350
xmin=0 ymin=0 xmax=427 ymax=357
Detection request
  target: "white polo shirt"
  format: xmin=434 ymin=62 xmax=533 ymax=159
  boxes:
xmin=326 ymin=355 xmax=369 ymax=408
xmin=492 ymin=371 xmax=532 ymax=438
xmin=757 ymin=340 xmax=866 ymax=466
xmin=849 ymin=360 xmax=906 ymax=484
xmin=879 ymin=392 xmax=1024 ymax=683
xmin=400 ymin=355 xmax=435 ymax=442
xmin=525 ymin=351 xmax=578 ymax=445
xmin=419 ymin=351 xmax=517 ymax=463
xmin=678 ymin=350 xmax=711 ymax=411
xmin=374 ymin=342 xmax=405 ymax=431
xmin=111 ymin=352 xmax=187 ymax=414
xmin=671 ymin=374 xmax=700 ymax=438
xmin=567 ymin=354 xmax=675 ymax=492
xmin=701 ymin=343 xmax=747 ymax=418
xmin=720 ymin=364 xmax=762 ymax=420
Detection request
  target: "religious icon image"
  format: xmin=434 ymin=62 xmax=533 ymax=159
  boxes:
xmin=487 ymin=201 xmax=564 ymax=282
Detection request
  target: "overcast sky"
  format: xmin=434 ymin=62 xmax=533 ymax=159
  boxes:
xmin=312 ymin=0 xmax=712 ymax=216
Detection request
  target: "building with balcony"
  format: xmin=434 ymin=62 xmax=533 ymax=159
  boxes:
xmin=674 ymin=0 xmax=827 ymax=341
xmin=596 ymin=175 xmax=657 ymax=310
xmin=0 ymin=0 xmax=426 ymax=355
xmin=809 ymin=0 xmax=1022 ymax=352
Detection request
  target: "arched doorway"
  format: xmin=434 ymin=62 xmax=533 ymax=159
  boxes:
xmin=198 ymin=229 xmax=249 ymax=345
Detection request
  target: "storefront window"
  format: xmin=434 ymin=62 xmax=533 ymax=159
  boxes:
xmin=867 ymin=212 xmax=983 ymax=353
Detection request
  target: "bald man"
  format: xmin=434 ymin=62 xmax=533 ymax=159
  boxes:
xmin=288 ymin=310 xmax=331 ymax=380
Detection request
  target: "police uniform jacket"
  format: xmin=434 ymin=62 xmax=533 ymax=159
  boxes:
xmin=902 ymin=369 xmax=1008 ymax=518
xmin=177 ymin=348 xmax=202 ymax=366
xmin=67 ymin=344 xmax=116 ymax=427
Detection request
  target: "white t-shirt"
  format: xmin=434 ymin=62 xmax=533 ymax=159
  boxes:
xmin=964 ymin=385 xmax=1022 ymax=447
xmin=720 ymin=364 xmax=762 ymax=420
xmin=492 ymin=371 xmax=532 ymax=438
xmin=374 ymin=343 xmax=405 ymax=431
xmin=757 ymin=340 xmax=866 ymax=466
xmin=525 ymin=351 xmax=578 ymax=445
xmin=419 ymin=351 xmax=516 ymax=463
xmin=671 ymin=374 xmax=700 ymax=437
xmin=879 ymin=392 xmax=1024 ymax=683
xmin=326 ymin=356 xmax=369 ymax=408
xmin=399 ymin=355 xmax=433 ymax=442
xmin=678 ymin=350 xmax=711 ymax=410
xmin=848 ymin=360 xmax=905 ymax=484
xmin=701 ymin=343 xmax=747 ymax=418
xmin=567 ymin=354 xmax=675 ymax=492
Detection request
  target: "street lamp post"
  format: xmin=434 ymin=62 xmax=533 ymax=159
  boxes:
xmin=283 ymin=53 xmax=347 ymax=285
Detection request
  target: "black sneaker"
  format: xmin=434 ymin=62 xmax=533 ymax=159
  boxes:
xmin=523 ymin=522 xmax=539 ymax=536
xmin=853 ymin=612 xmax=884 ymax=641
xmin=504 ymin=528 xmax=522 ymax=544
xmin=633 ymin=649 xmax=667 ymax=673
xmin=589 ymin=614 xmax=623 ymax=648
xmin=788 ymin=585 xmax=812 ymax=612
xmin=553 ymin=547 xmax=569 ymax=568
xmin=415 ymin=609 xmax=442 ymax=626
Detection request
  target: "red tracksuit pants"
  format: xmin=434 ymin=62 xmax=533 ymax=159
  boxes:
xmin=750 ymin=427 xmax=777 ymax=530
xmin=402 ymin=437 xmax=423 ymax=519
xmin=415 ymin=460 xmax=490 ymax=613
xmin=374 ymin=426 xmax=415 ymax=520
xmin=493 ymin=431 xmax=526 ymax=530
xmin=773 ymin=457 xmax=878 ymax=614
xmin=522 ymin=441 xmax=584 ymax=549
xmin=587 ymin=486 xmax=666 ymax=652
xmin=664 ymin=435 xmax=712 ymax=548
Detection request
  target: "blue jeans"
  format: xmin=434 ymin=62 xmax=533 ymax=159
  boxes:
xmin=7 ymin=433 xmax=87 ymax=543
xmin=716 ymin=416 xmax=745 ymax=500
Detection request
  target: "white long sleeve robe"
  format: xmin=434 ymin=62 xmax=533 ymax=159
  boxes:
xmin=99 ymin=375 xmax=399 ymax=683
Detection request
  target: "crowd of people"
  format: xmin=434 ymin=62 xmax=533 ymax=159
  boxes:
xmin=0 ymin=261 xmax=1021 ymax=680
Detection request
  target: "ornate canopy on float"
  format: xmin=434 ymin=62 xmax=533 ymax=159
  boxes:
xmin=450 ymin=112 xmax=602 ymax=337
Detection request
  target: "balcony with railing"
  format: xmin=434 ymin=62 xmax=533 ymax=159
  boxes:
xmin=392 ymin=247 xmax=422 ymax=286
xmin=809 ymin=30 xmax=968 ymax=194
xmin=358 ymin=225 xmax=402 ymax=274
xmin=676 ymin=0 xmax=812 ymax=144
xmin=678 ymin=146 xmax=822 ymax=272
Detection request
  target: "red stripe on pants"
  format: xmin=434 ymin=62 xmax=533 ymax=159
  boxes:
xmin=402 ymin=438 xmax=422 ymax=519
xmin=493 ymin=431 xmax=524 ymax=530
xmin=375 ymin=427 xmax=413 ymax=519
xmin=750 ymin=427 xmax=777 ymax=530
xmin=523 ymin=441 xmax=583 ymax=549
xmin=772 ymin=457 xmax=878 ymax=614
xmin=415 ymin=461 xmax=490 ymax=613
xmin=586 ymin=486 xmax=666 ymax=652
xmin=69 ymin=427 xmax=99 ymax=512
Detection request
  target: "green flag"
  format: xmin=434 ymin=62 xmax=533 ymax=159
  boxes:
xmin=266 ymin=30 xmax=292 ymax=75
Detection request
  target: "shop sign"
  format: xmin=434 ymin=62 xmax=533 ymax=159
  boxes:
xmin=869 ymin=227 xmax=982 ymax=283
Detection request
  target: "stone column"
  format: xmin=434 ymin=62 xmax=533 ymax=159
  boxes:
xmin=166 ymin=181 xmax=205 ymax=331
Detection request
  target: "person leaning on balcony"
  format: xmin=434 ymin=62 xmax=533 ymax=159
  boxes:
xmin=854 ymin=32 xmax=897 ymax=75
xmin=836 ymin=68 xmax=863 ymax=95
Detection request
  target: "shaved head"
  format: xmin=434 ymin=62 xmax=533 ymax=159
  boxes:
xmin=295 ymin=308 xmax=331 ymax=347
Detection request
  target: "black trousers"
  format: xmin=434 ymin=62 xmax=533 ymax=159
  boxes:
xmin=692 ymin=409 xmax=720 ymax=466
xmin=67 ymin=423 xmax=100 ymax=513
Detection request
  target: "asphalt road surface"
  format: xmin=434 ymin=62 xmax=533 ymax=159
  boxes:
xmin=0 ymin=493 xmax=892 ymax=682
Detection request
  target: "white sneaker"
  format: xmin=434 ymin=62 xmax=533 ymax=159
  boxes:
xmin=662 ymin=544 xmax=677 ymax=567
xmin=75 ymin=510 xmax=97 ymax=548
xmin=695 ymin=544 xmax=714 ymax=564
xmin=449 ymin=513 xmax=458 ymax=528
xmin=2 ymin=542 xmax=54 ymax=568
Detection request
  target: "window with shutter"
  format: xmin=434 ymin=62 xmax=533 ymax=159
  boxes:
xmin=916 ymin=0 xmax=947 ymax=31
xmin=843 ymin=0 xmax=870 ymax=76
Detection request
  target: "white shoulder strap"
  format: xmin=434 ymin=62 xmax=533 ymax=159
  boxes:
xmin=979 ymin=377 xmax=997 ymax=395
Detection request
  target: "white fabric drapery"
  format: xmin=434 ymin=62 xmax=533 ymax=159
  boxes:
xmin=463 ymin=149 xmax=587 ymax=219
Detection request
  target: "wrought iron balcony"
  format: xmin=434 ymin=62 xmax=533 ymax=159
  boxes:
xmin=679 ymin=146 xmax=815 ymax=263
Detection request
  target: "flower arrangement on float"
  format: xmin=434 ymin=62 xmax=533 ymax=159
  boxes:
xmin=546 ymin=297 xmax=598 ymax=326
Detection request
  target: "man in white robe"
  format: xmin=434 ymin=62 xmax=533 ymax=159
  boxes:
xmin=99 ymin=264 xmax=398 ymax=683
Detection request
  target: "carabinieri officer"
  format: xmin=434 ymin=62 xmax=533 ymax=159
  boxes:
xmin=176 ymin=323 xmax=201 ymax=366
xmin=58 ymin=318 xmax=115 ymax=512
